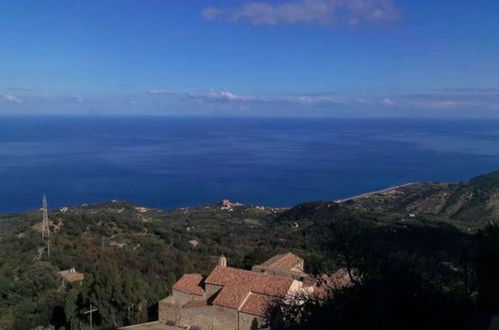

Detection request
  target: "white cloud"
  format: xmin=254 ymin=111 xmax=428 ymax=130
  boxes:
xmin=203 ymin=0 xmax=401 ymax=27
xmin=396 ymin=92 xmax=499 ymax=110
xmin=285 ymin=94 xmax=350 ymax=105
xmin=5 ymin=88 xmax=499 ymax=117
xmin=202 ymin=7 xmax=221 ymax=20
xmin=186 ymin=90 xmax=268 ymax=103
xmin=186 ymin=90 xmax=370 ymax=107
xmin=382 ymin=98 xmax=395 ymax=106
xmin=1 ymin=94 xmax=22 ymax=104
xmin=412 ymin=100 xmax=458 ymax=109
xmin=182 ymin=89 xmax=499 ymax=115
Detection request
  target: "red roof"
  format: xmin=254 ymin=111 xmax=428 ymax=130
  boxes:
xmin=205 ymin=266 xmax=294 ymax=311
xmin=256 ymin=252 xmax=304 ymax=273
xmin=329 ymin=268 xmax=354 ymax=289
xmin=173 ymin=273 xmax=205 ymax=296
xmin=240 ymin=293 xmax=276 ymax=317
xmin=312 ymin=269 xmax=355 ymax=299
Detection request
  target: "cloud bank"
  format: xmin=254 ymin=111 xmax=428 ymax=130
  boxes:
xmin=2 ymin=87 xmax=499 ymax=118
xmin=186 ymin=90 xmax=268 ymax=103
xmin=1 ymin=94 xmax=22 ymax=104
xmin=203 ymin=0 xmax=401 ymax=27
xmin=182 ymin=89 xmax=499 ymax=116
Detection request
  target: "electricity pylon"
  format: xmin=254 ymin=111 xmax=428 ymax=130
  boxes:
xmin=42 ymin=194 xmax=51 ymax=257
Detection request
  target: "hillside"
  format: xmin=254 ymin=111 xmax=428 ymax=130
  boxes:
xmin=0 ymin=169 xmax=498 ymax=329
xmin=277 ymin=170 xmax=499 ymax=229
xmin=0 ymin=200 xmax=324 ymax=329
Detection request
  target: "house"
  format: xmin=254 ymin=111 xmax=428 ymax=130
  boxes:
xmin=58 ymin=268 xmax=84 ymax=287
xmin=158 ymin=253 xmax=328 ymax=330
xmin=252 ymin=252 xmax=307 ymax=280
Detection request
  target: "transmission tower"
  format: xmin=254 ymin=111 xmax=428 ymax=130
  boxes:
xmin=42 ymin=194 xmax=51 ymax=238
xmin=42 ymin=194 xmax=51 ymax=257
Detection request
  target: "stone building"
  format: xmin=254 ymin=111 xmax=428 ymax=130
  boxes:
xmin=252 ymin=252 xmax=307 ymax=280
xmin=158 ymin=253 xmax=322 ymax=330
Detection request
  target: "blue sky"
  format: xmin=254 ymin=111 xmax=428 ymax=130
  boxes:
xmin=1 ymin=0 xmax=499 ymax=117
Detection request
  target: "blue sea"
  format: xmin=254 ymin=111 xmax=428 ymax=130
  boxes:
xmin=1 ymin=115 xmax=499 ymax=213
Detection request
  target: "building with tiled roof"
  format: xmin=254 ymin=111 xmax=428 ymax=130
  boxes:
xmin=172 ymin=273 xmax=205 ymax=296
xmin=239 ymin=293 xmax=275 ymax=317
xmin=58 ymin=268 xmax=84 ymax=286
xmin=204 ymin=265 xmax=297 ymax=313
xmin=252 ymin=252 xmax=307 ymax=280
xmin=158 ymin=254 xmax=307 ymax=330
xmin=153 ymin=253 xmax=354 ymax=330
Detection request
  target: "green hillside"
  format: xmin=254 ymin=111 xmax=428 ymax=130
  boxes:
xmin=1 ymin=169 xmax=498 ymax=329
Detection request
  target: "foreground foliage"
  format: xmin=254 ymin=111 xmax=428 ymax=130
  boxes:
xmin=270 ymin=223 xmax=499 ymax=330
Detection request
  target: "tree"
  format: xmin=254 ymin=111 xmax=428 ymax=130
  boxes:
xmin=65 ymin=288 xmax=80 ymax=329
xmin=166 ymin=272 xmax=176 ymax=294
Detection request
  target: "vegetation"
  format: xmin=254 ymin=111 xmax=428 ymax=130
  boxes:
xmin=269 ymin=221 xmax=499 ymax=330
xmin=0 ymin=169 xmax=498 ymax=329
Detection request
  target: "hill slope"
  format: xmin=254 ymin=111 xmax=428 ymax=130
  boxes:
xmin=0 ymin=169 xmax=498 ymax=328
xmin=277 ymin=170 xmax=499 ymax=229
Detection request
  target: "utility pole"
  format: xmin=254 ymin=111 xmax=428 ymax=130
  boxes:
xmin=84 ymin=304 xmax=98 ymax=330
xmin=42 ymin=194 xmax=50 ymax=238
xmin=41 ymin=194 xmax=51 ymax=257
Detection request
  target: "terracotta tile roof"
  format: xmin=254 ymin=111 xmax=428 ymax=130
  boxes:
xmin=302 ymin=276 xmax=316 ymax=288
xmin=58 ymin=269 xmax=84 ymax=283
xmin=257 ymin=252 xmax=304 ymax=273
xmin=329 ymin=268 xmax=354 ymax=289
xmin=205 ymin=266 xmax=294 ymax=310
xmin=240 ymin=293 xmax=276 ymax=317
xmin=173 ymin=274 xmax=205 ymax=296
xmin=209 ymin=283 xmax=247 ymax=309
xmin=313 ymin=268 xmax=355 ymax=299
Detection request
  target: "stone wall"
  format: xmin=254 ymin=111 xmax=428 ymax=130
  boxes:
xmin=178 ymin=305 xmax=239 ymax=330
xmin=172 ymin=288 xmax=205 ymax=305
xmin=159 ymin=290 xmax=207 ymax=325
xmin=205 ymin=283 xmax=222 ymax=299
xmin=159 ymin=294 xmax=270 ymax=329
xmin=158 ymin=295 xmax=179 ymax=324
xmin=239 ymin=312 xmax=265 ymax=330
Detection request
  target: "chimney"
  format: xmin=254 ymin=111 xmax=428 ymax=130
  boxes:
xmin=218 ymin=255 xmax=227 ymax=267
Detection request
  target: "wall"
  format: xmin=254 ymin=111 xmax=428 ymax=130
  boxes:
xmin=205 ymin=283 xmax=222 ymax=300
xmin=172 ymin=288 xmax=205 ymax=305
xmin=288 ymin=279 xmax=303 ymax=294
xmin=159 ymin=290 xmax=206 ymax=325
xmin=158 ymin=295 xmax=179 ymax=324
xmin=178 ymin=305 xmax=239 ymax=330
xmin=239 ymin=312 xmax=265 ymax=330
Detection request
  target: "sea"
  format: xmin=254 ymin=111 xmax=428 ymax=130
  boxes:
xmin=1 ymin=115 xmax=499 ymax=213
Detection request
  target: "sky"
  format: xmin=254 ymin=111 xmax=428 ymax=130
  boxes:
xmin=1 ymin=0 xmax=499 ymax=117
